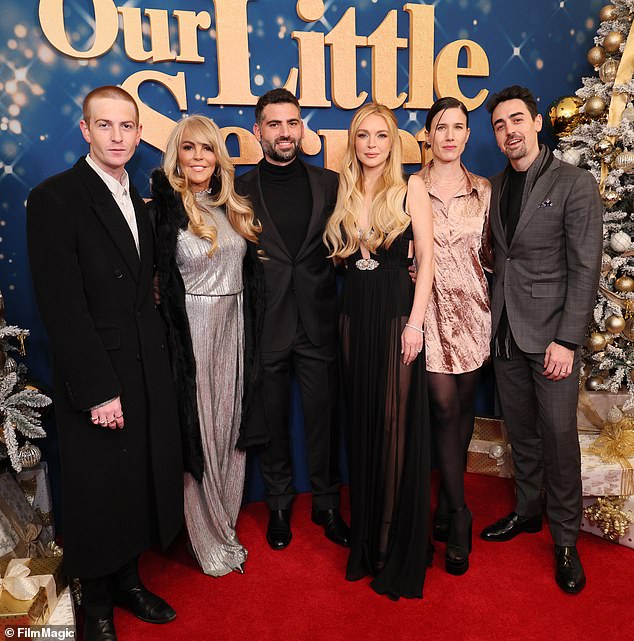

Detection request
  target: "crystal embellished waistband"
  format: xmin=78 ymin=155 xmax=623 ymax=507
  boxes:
xmin=355 ymin=258 xmax=379 ymax=271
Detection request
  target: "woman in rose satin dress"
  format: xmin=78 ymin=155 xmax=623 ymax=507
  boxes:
xmin=416 ymin=97 xmax=492 ymax=576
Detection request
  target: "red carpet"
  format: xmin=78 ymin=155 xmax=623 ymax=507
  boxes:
xmin=117 ymin=474 xmax=632 ymax=641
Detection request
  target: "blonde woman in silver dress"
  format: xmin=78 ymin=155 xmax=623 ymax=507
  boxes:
xmin=150 ymin=115 xmax=266 ymax=576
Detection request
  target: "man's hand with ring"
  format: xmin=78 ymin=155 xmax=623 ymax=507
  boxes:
xmin=90 ymin=397 xmax=124 ymax=429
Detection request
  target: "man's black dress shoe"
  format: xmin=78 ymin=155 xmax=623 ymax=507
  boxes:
xmin=267 ymin=509 xmax=292 ymax=550
xmin=311 ymin=508 xmax=351 ymax=547
xmin=555 ymin=545 xmax=586 ymax=594
xmin=113 ymin=585 xmax=176 ymax=624
xmin=480 ymin=511 xmax=542 ymax=542
xmin=83 ymin=615 xmax=118 ymax=641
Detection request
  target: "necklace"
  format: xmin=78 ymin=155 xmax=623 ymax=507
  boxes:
xmin=430 ymin=167 xmax=465 ymax=185
xmin=356 ymin=226 xmax=373 ymax=243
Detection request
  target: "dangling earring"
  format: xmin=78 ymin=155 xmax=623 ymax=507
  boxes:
xmin=176 ymin=165 xmax=182 ymax=176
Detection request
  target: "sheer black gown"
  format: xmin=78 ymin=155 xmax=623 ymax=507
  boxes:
xmin=340 ymin=224 xmax=431 ymax=600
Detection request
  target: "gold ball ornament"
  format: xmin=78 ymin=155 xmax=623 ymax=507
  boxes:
xmin=622 ymin=318 xmax=634 ymax=341
xmin=594 ymin=138 xmax=614 ymax=157
xmin=587 ymin=331 xmax=608 ymax=351
xmin=17 ymin=441 xmax=42 ymax=469
xmin=585 ymin=375 xmax=605 ymax=390
xmin=599 ymin=58 xmax=619 ymax=83
xmin=548 ymin=96 xmax=583 ymax=137
xmin=615 ymin=275 xmax=634 ymax=292
xmin=603 ymin=31 xmax=624 ymax=53
xmin=587 ymin=45 xmax=607 ymax=67
xmin=602 ymin=189 xmax=621 ymax=208
xmin=605 ymin=314 xmax=626 ymax=333
xmin=613 ymin=151 xmax=634 ymax=173
xmin=585 ymin=96 xmax=607 ymax=118
xmin=599 ymin=4 xmax=618 ymax=21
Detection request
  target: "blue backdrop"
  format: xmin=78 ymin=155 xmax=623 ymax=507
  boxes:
xmin=1 ymin=0 xmax=601 ymax=518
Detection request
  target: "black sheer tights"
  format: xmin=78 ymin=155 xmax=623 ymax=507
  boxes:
xmin=428 ymin=370 xmax=480 ymax=512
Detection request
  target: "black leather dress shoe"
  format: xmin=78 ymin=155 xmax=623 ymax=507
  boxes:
xmin=480 ymin=511 xmax=542 ymax=542
xmin=311 ymin=508 xmax=351 ymax=547
xmin=267 ymin=509 xmax=292 ymax=550
xmin=113 ymin=585 xmax=176 ymax=624
xmin=555 ymin=545 xmax=586 ymax=594
xmin=83 ymin=615 xmax=118 ymax=641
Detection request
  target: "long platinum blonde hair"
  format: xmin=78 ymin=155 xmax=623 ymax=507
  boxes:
xmin=163 ymin=115 xmax=260 ymax=255
xmin=323 ymin=103 xmax=408 ymax=258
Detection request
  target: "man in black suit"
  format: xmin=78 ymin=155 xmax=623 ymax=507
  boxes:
xmin=236 ymin=89 xmax=349 ymax=550
xmin=479 ymin=86 xmax=603 ymax=594
xmin=27 ymin=86 xmax=183 ymax=641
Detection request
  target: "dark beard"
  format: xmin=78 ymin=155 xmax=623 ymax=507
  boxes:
xmin=261 ymin=138 xmax=301 ymax=163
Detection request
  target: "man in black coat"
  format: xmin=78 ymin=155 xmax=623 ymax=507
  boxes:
xmin=26 ymin=86 xmax=183 ymax=641
xmin=236 ymin=89 xmax=349 ymax=550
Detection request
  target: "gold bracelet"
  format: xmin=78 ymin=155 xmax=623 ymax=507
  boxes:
xmin=405 ymin=323 xmax=424 ymax=335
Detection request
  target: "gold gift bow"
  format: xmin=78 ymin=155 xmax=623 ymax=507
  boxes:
xmin=583 ymin=496 xmax=633 ymax=541
xmin=587 ymin=421 xmax=634 ymax=496
xmin=0 ymin=492 xmax=44 ymax=560
xmin=576 ymin=384 xmax=605 ymax=433
xmin=1 ymin=559 xmax=58 ymax=615
xmin=600 ymin=18 xmax=634 ymax=193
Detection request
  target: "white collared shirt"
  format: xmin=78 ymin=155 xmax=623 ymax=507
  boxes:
xmin=86 ymin=154 xmax=140 ymax=254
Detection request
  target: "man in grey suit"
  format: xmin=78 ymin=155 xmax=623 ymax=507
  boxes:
xmin=479 ymin=85 xmax=602 ymax=594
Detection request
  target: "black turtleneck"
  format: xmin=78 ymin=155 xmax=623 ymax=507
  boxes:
xmin=259 ymin=157 xmax=312 ymax=258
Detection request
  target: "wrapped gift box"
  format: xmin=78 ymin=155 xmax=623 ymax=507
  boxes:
xmin=467 ymin=417 xmax=514 ymax=478
xmin=0 ymin=473 xmax=46 ymax=561
xmin=47 ymin=586 xmax=76 ymax=630
xmin=577 ymin=388 xmax=632 ymax=433
xmin=16 ymin=463 xmax=55 ymax=544
xmin=579 ymin=433 xmax=634 ymax=496
xmin=580 ymin=495 xmax=634 ymax=549
xmin=0 ymin=557 xmax=66 ymax=632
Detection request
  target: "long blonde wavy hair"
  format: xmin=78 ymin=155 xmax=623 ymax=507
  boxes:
xmin=163 ymin=115 xmax=260 ymax=255
xmin=323 ymin=103 xmax=408 ymax=258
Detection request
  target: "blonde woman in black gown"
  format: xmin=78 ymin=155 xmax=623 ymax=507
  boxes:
xmin=324 ymin=103 xmax=434 ymax=599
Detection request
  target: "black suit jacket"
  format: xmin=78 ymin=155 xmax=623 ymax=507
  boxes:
xmin=236 ymin=159 xmax=339 ymax=351
xmin=26 ymin=157 xmax=183 ymax=577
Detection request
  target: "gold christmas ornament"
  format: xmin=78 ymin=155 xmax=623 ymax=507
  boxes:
xmin=594 ymin=138 xmax=614 ymax=157
xmin=547 ymin=96 xmax=583 ymax=137
xmin=585 ymin=95 xmax=607 ymax=118
xmin=17 ymin=441 xmax=42 ymax=469
xmin=587 ymin=332 xmax=608 ymax=351
xmin=615 ymin=275 xmax=634 ymax=292
xmin=602 ymin=189 xmax=621 ymax=208
xmin=599 ymin=58 xmax=619 ymax=83
xmin=585 ymin=375 xmax=605 ymax=390
xmin=603 ymin=30 xmax=625 ymax=53
xmin=613 ymin=151 xmax=634 ymax=172
xmin=622 ymin=318 xmax=634 ymax=341
xmin=599 ymin=4 xmax=618 ymax=22
xmin=583 ymin=496 xmax=632 ymax=542
xmin=605 ymin=314 xmax=626 ymax=333
xmin=587 ymin=45 xmax=607 ymax=67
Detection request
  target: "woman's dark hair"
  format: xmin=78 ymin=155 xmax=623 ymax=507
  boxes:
xmin=425 ymin=97 xmax=469 ymax=132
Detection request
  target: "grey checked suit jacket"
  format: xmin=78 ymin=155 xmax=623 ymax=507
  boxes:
xmin=489 ymin=149 xmax=603 ymax=354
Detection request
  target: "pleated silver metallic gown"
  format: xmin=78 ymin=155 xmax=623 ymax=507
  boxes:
xmin=176 ymin=193 xmax=247 ymax=576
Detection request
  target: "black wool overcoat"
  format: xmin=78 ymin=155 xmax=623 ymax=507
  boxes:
xmin=26 ymin=157 xmax=184 ymax=579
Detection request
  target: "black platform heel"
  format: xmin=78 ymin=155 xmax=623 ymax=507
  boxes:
xmin=445 ymin=505 xmax=472 ymax=576
xmin=433 ymin=489 xmax=450 ymax=542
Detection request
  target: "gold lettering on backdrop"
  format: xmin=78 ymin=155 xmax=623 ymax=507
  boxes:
xmin=173 ymin=10 xmax=212 ymax=63
xmin=434 ymin=40 xmax=489 ymax=110
xmin=291 ymin=31 xmax=331 ymax=107
xmin=324 ymin=8 xmax=368 ymax=110
xmin=117 ymin=8 xmax=175 ymax=62
xmin=206 ymin=0 xmax=258 ymax=105
xmin=222 ymin=127 xmax=263 ymax=164
xmin=121 ymin=70 xmax=186 ymax=151
xmin=403 ymin=3 xmax=434 ymax=109
xmin=368 ymin=10 xmax=407 ymax=109
xmin=39 ymin=0 xmax=118 ymax=58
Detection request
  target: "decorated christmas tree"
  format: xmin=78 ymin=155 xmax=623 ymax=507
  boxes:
xmin=551 ymin=1 xmax=634 ymax=406
xmin=0 ymin=290 xmax=51 ymax=472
